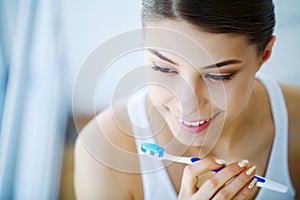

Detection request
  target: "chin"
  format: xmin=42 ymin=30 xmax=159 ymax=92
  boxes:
xmin=166 ymin=111 xmax=226 ymax=156
xmin=175 ymin=134 xmax=206 ymax=147
xmin=166 ymin=116 xmax=208 ymax=146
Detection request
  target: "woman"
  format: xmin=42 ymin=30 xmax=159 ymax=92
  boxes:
xmin=74 ymin=0 xmax=300 ymax=199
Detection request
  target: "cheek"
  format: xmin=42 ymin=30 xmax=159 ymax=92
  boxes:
xmin=145 ymin=68 xmax=181 ymax=106
xmin=225 ymin=77 xmax=255 ymax=114
xmin=147 ymin=85 xmax=173 ymax=105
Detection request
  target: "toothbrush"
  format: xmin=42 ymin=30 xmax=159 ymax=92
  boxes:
xmin=140 ymin=143 xmax=288 ymax=193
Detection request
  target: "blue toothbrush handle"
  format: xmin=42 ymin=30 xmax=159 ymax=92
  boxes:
xmin=140 ymin=143 xmax=285 ymax=193
xmin=253 ymin=175 xmax=266 ymax=183
xmin=190 ymin=157 xmax=265 ymax=182
xmin=191 ymin=157 xmax=225 ymax=172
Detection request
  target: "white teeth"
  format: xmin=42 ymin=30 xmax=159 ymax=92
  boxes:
xmin=191 ymin=121 xmax=200 ymax=126
xmin=178 ymin=118 xmax=208 ymax=126
xmin=199 ymin=120 xmax=206 ymax=125
xmin=183 ymin=121 xmax=192 ymax=126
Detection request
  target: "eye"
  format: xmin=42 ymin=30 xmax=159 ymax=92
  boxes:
xmin=204 ymin=73 xmax=235 ymax=82
xmin=152 ymin=63 xmax=178 ymax=74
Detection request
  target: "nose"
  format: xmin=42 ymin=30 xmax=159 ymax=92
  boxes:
xmin=176 ymin=75 xmax=209 ymax=116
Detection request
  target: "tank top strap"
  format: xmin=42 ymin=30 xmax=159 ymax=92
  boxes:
xmin=127 ymin=87 xmax=178 ymax=200
xmin=255 ymin=75 xmax=295 ymax=199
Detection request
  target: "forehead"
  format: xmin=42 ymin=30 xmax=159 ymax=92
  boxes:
xmin=143 ymin=20 xmax=255 ymax=66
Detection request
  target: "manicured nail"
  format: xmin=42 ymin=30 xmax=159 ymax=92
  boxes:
xmin=246 ymin=165 xmax=256 ymax=176
xmin=238 ymin=159 xmax=249 ymax=168
xmin=215 ymin=158 xmax=226 ymax=165
xmin=248 ymin=178 xmax=257 ymax=189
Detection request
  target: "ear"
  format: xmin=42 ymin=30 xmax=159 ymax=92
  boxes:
xmin=257 ymin=36 xmax=276 ymax=70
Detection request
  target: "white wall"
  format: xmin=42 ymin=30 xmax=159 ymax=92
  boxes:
xmin=258 ymin=0 xmax=300 ymax=86
xmin=63 ymin=1 xmax=142 ymax=114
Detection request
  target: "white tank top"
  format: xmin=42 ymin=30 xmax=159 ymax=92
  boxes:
xmin=127 ymin=76 xmax=296 ymax=200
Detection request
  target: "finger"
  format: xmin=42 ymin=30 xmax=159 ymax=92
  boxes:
xmin=195 ymin=159 xmax=249 ymax=199
xmin=212 ymin=165 xmax=256 ymax=200
xmin=233 ymin=178 xmax=258 ymax=200
xmin=180 ymin=157 xmax=226 ymax=195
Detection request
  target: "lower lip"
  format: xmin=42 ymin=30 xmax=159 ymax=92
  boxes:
xmin=176 ymin=113 xmax=219 ymax=134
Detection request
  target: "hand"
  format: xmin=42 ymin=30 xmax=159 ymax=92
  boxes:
xmin=178 ymin=158 xmax=258 ymax=200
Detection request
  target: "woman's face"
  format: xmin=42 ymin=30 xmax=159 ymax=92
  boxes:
xmin=144 ymin=20 xmax=261 ymax=150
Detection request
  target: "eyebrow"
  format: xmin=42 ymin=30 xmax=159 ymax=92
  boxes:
xmin=148 ymin=49 xmax=242 ymax=69
xmin=148 ymin=49 xmax=178 ymax=65
xmin=202 ymin=59 xmax=242 ymax=69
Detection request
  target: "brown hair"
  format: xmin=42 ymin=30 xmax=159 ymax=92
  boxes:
xmin=142 ymin=0 xmax=275 ymax=54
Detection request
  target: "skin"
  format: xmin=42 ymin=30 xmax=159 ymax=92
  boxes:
xmin=74 ymin=20 xmax=300 ymax=199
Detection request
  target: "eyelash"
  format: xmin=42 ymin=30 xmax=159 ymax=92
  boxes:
xmin=204 ymin=73 xmax=235 ymax=81
xmin=151 ymin=63 xmax=235 ymax=81
xmin=152 ymin=63 xmax=178 ymax=74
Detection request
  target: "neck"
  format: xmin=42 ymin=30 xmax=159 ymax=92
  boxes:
xmin=208 ymin=80 xmax=270 ymax=161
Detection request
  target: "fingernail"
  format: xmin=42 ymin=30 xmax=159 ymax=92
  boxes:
xmin=246 ymin=165 xmax=256 ymax=176
xmin=238 ymin=159 xmax=249 ymax=168
xmin=215 ymin=158 xmax=226 ymax=165
xmin=248 ymin=178 xmax=257 ymax=189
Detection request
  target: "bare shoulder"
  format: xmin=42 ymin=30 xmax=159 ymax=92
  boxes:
xmin=74 ymin=100 xmax=143 ymax=200
xmin=280 ymin=84 xmax=300 ymax=195
xmin=280 ymin=84 xmax=300 ymax=143
xmin=280 ymin=84 xmax=300 ymax=115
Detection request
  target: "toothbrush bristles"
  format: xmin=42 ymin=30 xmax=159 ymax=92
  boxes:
xmin=140 ymin=143 xmax=165 ymax=158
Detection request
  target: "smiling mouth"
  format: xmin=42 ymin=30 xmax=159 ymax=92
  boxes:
xmin=176 ymin=113 xmax=219 ymax=134
xmin=178 ymin=118 xmax=209 ymax=126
